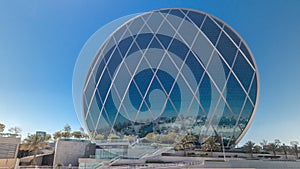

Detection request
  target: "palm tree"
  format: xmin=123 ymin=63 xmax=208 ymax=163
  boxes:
xmin=280 ymin=143 xmax=288 ymax=159
xmin=290 ymin=141 xmax=299 ymax=159
xmin=260 ymin=139 xmax=268 ymax=150
xmin=0 ymin=123 xmax=5 ymax=132
xmin=243 ymin=141 xmax=255 ymax=158
xmin=267 ymin=139 xmax=281 ymax=156
xmin=253 ymin=145 xmax=262 ymax=153
xmin=201 ymin=136 xmax=221 ymax=156
xmin=23 ymin=133 xmax=50 ymax=165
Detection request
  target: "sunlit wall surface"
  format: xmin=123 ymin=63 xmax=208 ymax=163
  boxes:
xmin=82 ymin=8 xmax=259 ymax=148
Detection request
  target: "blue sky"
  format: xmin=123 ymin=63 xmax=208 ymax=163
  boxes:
xmin=1 ymin=0 xmax=300 ymax=146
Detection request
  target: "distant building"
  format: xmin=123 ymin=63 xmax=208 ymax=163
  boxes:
xmin=36 ymin=131 xmax=46 ymax=138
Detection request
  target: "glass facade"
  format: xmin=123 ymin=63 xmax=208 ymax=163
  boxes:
xmin=82 ymin=8 xmax=259 ymax=150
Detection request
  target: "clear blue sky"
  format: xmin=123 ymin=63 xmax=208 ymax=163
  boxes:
xmin=1 ymin=0 xmax=300 ymax=146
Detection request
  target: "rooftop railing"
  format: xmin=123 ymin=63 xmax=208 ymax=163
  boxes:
xmin=0 ymin=133 xmax=21 ymax=137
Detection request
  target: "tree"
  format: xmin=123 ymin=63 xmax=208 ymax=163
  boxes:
xmin=123 ymin=135 xmax=136 ymax=143
xmin=280 ymin=143 xmax=289 ymax=159
xmin=95 ymin=134 xmax=105 ymax=140
xmin=64 ymin=124 xmax=71 ymax=132
xmin=260 ymin=139 xmax=268 ymax=150
xmin=53 ymin=131 xmax=62 ymax=140
xmin=79 ymin=127 xmax=89 ymax=139
xmin=0 ymin=123 xmax=5 ymax=132
xmin=243 ymin=141 xmax=255 ymax=158
xmin=107 ymin=133 xmax=120 ymax=140
xmin=267 ymin=139 xmax=281 ymax=156
xmin=145 ymin=132 xmax=158 ymax=142
xmin=23 ymin=133 xmax=50 ymax=165
xmin=201 ymin=136 xmax=221 ymax=156
xmin=72 ymin=131 xmax=82 ymax=139
xmin=175 ymin=134 xmax=198 ymax=156
xmin=159 ymin=132 xmax=177 ymax=144
xmin=253 ymin=145 xmax=262 ymax=153
xmin=8 ymin=127 xmax=22 ymax=134
xmin=61 ymin=131 xmax=72 ymax=138
xmin=290 ymin=141 xmax=299 ymax=159
xmin=61 ymin=124 xmax=72 ymax=138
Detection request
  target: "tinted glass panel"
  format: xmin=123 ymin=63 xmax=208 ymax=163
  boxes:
xmin=187 ymin=11 xmax=205 ymax=28
xmin=185 ymin=51 xmax=204 ymax=83
xmin=217 ymin=32 xmax=237 ymax=67
xmin=224 ymin=25 xmax=240 ymax=46
xmin=201 ymin=17 xmax=221 ymax=45
xmin=233 ymin=52 xmax=254 ymax=91
xmin=199 ymin=74 xmax=211 ymax=113
xmin=240 ymin=42 xmax=254 ymax=66
xmin=249 ymin=74 xmax=257 ymax=104
xmin=238 ymin=99 xmax=254 ymax=129
xmin=212 ymin=17 xmax=223 ymax=27
xmin=169 ymin=9 xmax=185 ymax=19
xmin=225 ymin=74 xmax=246 ymax=117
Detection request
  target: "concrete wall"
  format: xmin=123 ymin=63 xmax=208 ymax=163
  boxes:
xmin=0 ymin=158 xmax=19 ymax=169
xmin=0 ymin=136 xmax=21 ymax=159
xmin=53 ymin=139 xmax=95 ymax=167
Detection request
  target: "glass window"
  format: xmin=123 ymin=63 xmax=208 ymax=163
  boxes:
xmin=168 ymin=9 xmax=185 ymax=19
xmin=97 ymin=70 xmax=111 ymax=102
xmin=147 ymin=13 xmax=164 ymax=32
xmin=84 ymin=75 xmax=97 ymax=109
xmin=86 ymin=114 xmax=96 ymax=132
xmin=224 ymin=25 xmax=240 ymax=46
xmin=157 ymin=20 xmax=176 ymax=37
xmin=118 ymin=36 xmax=134 ymax=57
xmin=168 ymin=38 xmax=189 ymax=61
xmin=178 ymin=19 xmax=198 ymax=46
xmin=199 ymin=74 xmax=211 ymax=113
xmin=201 ymin=17 xmax=221 ymax=45
xmin=187 ymin=11 xmax=205 ymax=28
xmin=126 ymin=42 xmax=140 ymax=57
xmin=103 ymin=95 xmax=118 ymax=126
xmin=233 ymin=52 xmax=254 ymax=91
xmin=192 ymin=32 xmax=214 ymax=67
xmin=156 ymin=34 xmax=172 ymax=49
xmin=207 ymin=51 xmax=229 ymax=91
xmin=225 ymin=74 xmax=246 ymax=118
xmin=128 ymin=17 xmax=145 ymax=36
xmin=240 ymin=42 xmax=254 ymax=66
xmin=217 ymin=32 xmax=238 ymax=67
xmin=185 ymin=51 xmax=205 ymax=83
xmin=136 ymin=33 xmax=153 ymax=49
xmin=165 ymin=13 xmax=183 ymax=30
xmin=112 ymin=26 xmax=128 ymax=43
xmin=89 ymin=97 xmax=101 ymax=126
xmin=238 ymin=99 xmax=254 ymax=129
xmin=149 ymin=37 xmax=162 ymax=49
xmin=212 ymin=17 xmax=224 ymax=28
xmin=249 ymin=74 xmax=257 ymax=104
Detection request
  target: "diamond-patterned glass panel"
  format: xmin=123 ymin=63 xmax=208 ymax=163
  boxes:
xmin=217 ymin=32 xmax=238 ymax=67
xmin=233 ymin=51 xmax=254 ymax=91
xmin=201 ymin=17 xmax=221 ymax=45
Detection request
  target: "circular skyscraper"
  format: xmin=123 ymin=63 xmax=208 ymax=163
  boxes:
xmin=76 ymin=8 xmax=259 ymax=150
